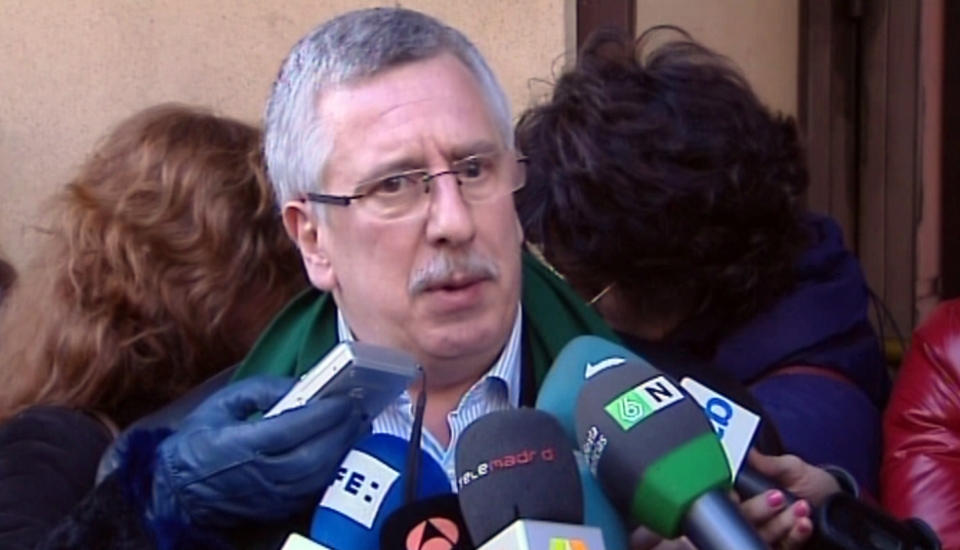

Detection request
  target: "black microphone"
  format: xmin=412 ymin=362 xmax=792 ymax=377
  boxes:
xmin=379 ymin=494 xmax=473 ymax=550
xmin=575 ymin=357 xmax=768 ymax=550
xmin=455 ymin=408 xmax=606 ymax=549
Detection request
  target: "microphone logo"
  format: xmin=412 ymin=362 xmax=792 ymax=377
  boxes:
xmin=604 ymin=375 xmax=684 ymax=430
xmin=583 ymin=356 xmax=626 ymax=379
xmin=456 ymin=447 xmax=557 ymax=489
xmin=405 ymin=517 xmax=459 ymax=550
xmin=679 ymin=377 xmax=761 ymax=479
xmin=549 ymin=538 xmax=589 ymax=550
xmin=581 ymin=427 xmax=608 ymax=475
xmin=317 ymin=449 xmax=400 ymax=528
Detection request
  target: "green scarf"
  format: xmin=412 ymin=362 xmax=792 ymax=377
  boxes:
xmin=233 ymin=250 xmax=619 ymax=386
xmin=230 ymin=250 xmax=618 ymax=549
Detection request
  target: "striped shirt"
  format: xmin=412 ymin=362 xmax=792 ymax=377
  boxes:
xmin=336 ymin=306 xmax=523 ymax=489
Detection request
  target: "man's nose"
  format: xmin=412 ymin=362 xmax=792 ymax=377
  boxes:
xmin=424 ymin=175 xmax=476 ymax=247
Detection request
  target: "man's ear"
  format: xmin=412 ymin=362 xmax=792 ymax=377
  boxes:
xmin=282 ymin=201 xmax=337 ymax=291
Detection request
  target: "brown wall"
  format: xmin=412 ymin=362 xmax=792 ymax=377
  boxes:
xmin=2 ymin=1 xmax=800 ymax=269
xmin=635 ymin=0 xmax=799 ymax=115
xmin=0 ymin=0 xmax=573 ymax=268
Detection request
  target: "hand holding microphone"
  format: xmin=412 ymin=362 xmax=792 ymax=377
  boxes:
xmin=746 ymin=451 xmax=841 ymax=508
xmin=574 ymin=358 xmax=769 ymax=550
xmin=735 ymin=450 xmax=848 ymax=548
xmin=537 ymin=336 xmax=830 ymax=548
xmin=545 ymin=336 xmax=941 ymax=550
xmin=538 ymin=336 xmax=769 ymax=550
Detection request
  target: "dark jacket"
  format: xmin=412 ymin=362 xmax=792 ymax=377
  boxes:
xmin=882 ymin=298 xmax=960 ymax=549
xmin=0 ymin=407 xmax=113 ymax=550
xmin=665 ymin=213 xmax=890 ymax=494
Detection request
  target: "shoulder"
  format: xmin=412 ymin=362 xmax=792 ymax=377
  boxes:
xmin=896 ymin=298 xmax=960 ymax=394
xmin=0 ymin=406 xmax=113 ymax=451
xmin=913 ymin=298 xmax=960 ymax=363
xmin=887 ymin=298 xmax=960 ymax=419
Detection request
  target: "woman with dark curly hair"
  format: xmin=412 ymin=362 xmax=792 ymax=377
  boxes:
xmin=517 ymin=27 xmax=890 ymax=545
xmin=0 ymin=104 xmax=308 ymax=549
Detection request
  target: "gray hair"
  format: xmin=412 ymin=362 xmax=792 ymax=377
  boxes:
xmin=264 ymin=7 xmax=514 ymax=207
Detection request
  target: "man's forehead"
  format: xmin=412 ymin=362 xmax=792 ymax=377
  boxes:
xmin=315 ymin=54 xmax=503 ymax=185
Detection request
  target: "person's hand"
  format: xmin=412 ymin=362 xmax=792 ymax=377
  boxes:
xmin=630 ymin=451 xmax=843 ymax=550
xmin=631 ymin=493 xmax=811 ymax=550
xmin=735 ymin=486 xmax=812 ymax=549
xmin=630 ymin=526 xmax=695 ymax=550
xmin=735 ymin=450 xmax=843 ymax=549
xmin=748 ymin=450 xmax=840 ymax=506
xmin=151 ymin=375 xmax=371 ymax=528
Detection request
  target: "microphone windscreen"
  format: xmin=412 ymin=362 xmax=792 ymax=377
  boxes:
xmin=575 ymin=361 xmax=730 ymax=538
xmin=540 ymin=337 xmax=766 ymax=486
xmin=455 ymin=408 xmax=583 ymax=545
xmin=310 ymin=433 xmax=450 ymax=550
xmin=379 ymin=494 xmax=473 ymax=550
xmin=536 ymin=336 xmax=644 ymax=444
xmin=578 ymin=452 xmax=630 ymax=550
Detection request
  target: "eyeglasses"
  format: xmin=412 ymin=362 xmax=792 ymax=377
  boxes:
xmin=304 ymin=150 xmax=527 ymax=220
xmin=589 ymin=283 xmax=614 ymax=307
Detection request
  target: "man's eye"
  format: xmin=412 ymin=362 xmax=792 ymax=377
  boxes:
xmin=458 ymin=157 xmax=490 ymax=179
xmin=371 ymin=175 xmax=412 ymax=195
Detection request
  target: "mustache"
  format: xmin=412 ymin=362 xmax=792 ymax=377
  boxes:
xmin=409 ymin=251 xmax=500 ymax=295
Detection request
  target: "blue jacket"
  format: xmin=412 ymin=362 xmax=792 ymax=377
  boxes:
xmin=669 ymin=213 xmax=890 ymax=494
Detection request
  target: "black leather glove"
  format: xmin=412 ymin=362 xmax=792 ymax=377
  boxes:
xmin=151 ymin=375 xmax=370 ymax=528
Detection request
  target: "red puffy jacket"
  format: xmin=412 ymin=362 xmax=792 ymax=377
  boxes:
xmin=882 ymin=298 xmax=960 ymax=548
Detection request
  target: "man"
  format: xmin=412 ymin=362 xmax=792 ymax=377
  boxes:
xmin=40 ymin=9 xmax=615 ymax=550
xmin=40 ymin=9 xmax=825 ymax=550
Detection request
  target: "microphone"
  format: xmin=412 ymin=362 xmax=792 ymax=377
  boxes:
xmin=536 ymin=335 xmax=644 ymax=445
xmin=576 ymin=452 xmax=631 ymax=550
xmin=666 ymin=356 xmax=942 ymax=550
xmin=531 ymin=338 xmax=637 ymax=550
xmin=379 ymin=494 xmax=472 ymax=550
xmin=455 ymin=408 xmax=606 ymax=549
xmin=574 ymin=357 xmax=768 ymax=550
xmin=309 ymin=433 xmax=451 ymax=550
xmin=539 ymin=336 xmax=774 ymax=494
xmin=549 ymin=337 xmax=942 ymax=550
xmin=372 ymin=363 xmax=473 ymax=550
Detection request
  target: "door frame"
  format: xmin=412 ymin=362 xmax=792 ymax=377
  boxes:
xmin=799 ymin=0 xmax=923 ymax=341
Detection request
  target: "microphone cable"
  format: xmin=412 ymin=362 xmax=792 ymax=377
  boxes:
xmin=404 ymin=368 xmax=428 ymax=504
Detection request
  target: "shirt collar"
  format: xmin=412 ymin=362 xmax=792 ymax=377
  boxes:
xmin=336 ymin=305 xmax=523 ymax=408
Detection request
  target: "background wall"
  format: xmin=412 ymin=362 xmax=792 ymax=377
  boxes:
xmin=1 ymin=1 xmax=800 ymax=270
xmin=0 ymin=0 xmax=574 ymax=268
xmin=635 ymin=0 xmax=799 ymax=115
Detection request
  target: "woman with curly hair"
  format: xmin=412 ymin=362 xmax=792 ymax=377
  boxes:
xmin=516 ymin=27 xmax=891 ymax=546
xmin=0 ymin=104 xmax=307 ymax=548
